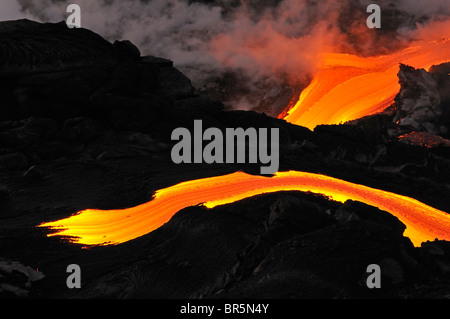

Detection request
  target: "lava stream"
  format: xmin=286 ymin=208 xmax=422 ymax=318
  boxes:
xmin=282 ymin=39 xmax=450 ymax=130
xmin=38 ymin=171 xmax=450 ymax=247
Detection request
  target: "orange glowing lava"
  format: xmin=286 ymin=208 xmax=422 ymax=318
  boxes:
xmin=281 ymin=39 xmax=450 ymax=130
xmin=38 ymin=171 xmax=450 ymax=247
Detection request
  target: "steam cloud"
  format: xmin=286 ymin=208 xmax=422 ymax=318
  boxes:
xmin=2 ymin=0 xmax=450 ymax=114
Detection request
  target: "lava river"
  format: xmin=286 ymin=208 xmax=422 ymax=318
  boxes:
xmin=282 ymin=39 xmax=450 ymax=130
xmin=39 ymin=171 xmax=450 ymax=247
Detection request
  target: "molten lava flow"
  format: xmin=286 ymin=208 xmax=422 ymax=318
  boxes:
xmin=38 ymin=171 xmax=450 ymax=247
xmin=281 ymin=40 xmax=450 ymax=130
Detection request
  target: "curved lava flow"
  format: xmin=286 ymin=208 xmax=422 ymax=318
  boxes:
xmin=282 ymin=39 xmax=450 ymax=130
xmin=38 ymin=171 xmax=450 ymax=247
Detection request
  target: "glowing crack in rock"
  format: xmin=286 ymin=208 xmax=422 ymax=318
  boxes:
xmin=38 ymin=171 xmax=450 ymax=247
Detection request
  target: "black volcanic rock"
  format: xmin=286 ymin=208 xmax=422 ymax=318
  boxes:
xmin=113 ymin=40 xmax=141 ymax=61
xmin=0 ymin=258 xmax=45 ymax=298
xmin=394 ymin=64 xmax=443 ymax=135
xmin=0 ymin=20 xmax=119 ymax=75
xmin=0 ymin=20 xmax=183 ymax=126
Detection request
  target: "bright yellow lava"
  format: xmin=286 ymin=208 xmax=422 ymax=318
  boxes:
xmin=282 ymin=40 xmax=450 ymax=130
xmin=38 ymin=171 xmax=450 ymax=247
